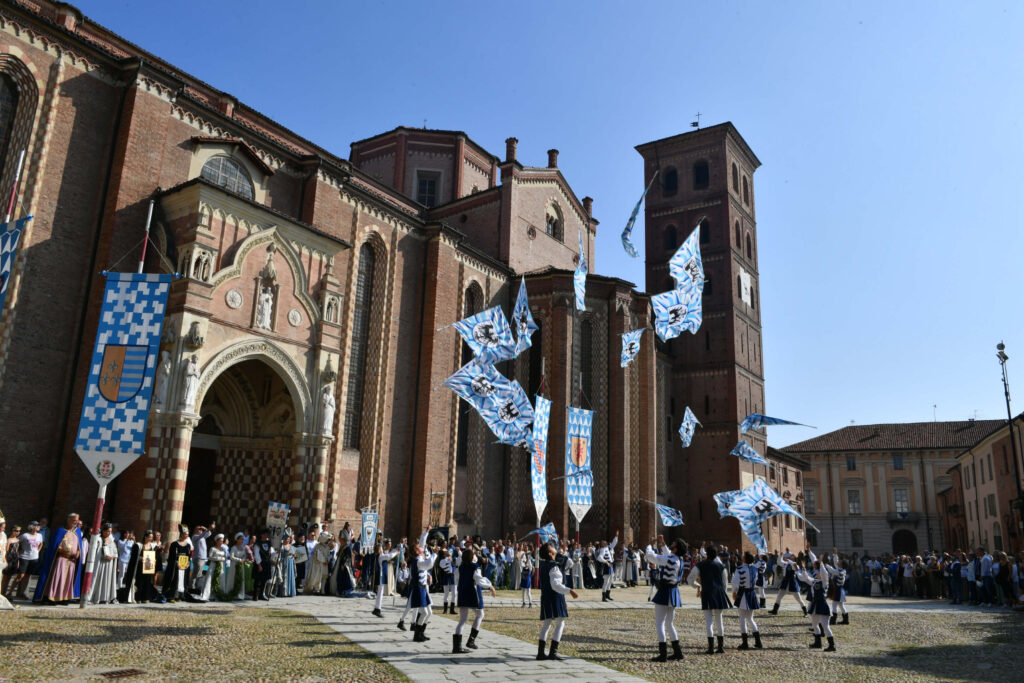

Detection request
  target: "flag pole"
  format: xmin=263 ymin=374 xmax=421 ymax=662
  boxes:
xmin=4 ymin=149 xmax=25 ymax=224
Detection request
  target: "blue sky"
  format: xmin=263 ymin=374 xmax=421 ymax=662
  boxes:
xmin=79 ymin=1 xmax=1024 ymax=445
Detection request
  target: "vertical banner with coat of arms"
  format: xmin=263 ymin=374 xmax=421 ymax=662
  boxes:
xmin=360 ymin=509 xmax=379 ymax=554
xmin=530 ymin=395 xmax=551 ymax=522
xmin=565 ymin=406 xmax=594 ymax=525
xmin=74 ymin=272 xmax=173 ymax=483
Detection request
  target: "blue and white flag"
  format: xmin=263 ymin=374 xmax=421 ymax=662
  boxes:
xmin=525 ymin=522 xmax=559 ymax=544
xmin=731 ymin=439 xmax=770 ymax=466
xmin=620 ymin=328 xmax=644 ymax=368
xmin=668 ymin=223 xmax=704 ymax=296
xmin=739 ymin=413 xmax=813 ymax=434
xmin=479 ymin=379 xmax=534 ymax=446
xmin=620 ymin=171 xmax=658 ymax=258
xmin=565 ymin=406 xmax=594 ymax=523
xmin=678 ymin=406 xmax=700 ymax=447
xmin=574 ymin=231 xmax=587 ymax=311
xmin=452 ymin=305 xmax=517 ymax=364
xmin=713 ymin=489 xmax=741 ymax=519
xmin=652 ymin=287 xmax=702 ymax=341
xmin=0 ymin=216 xmax=31 ymax=324
xmin=512 ymin=277 xmax=539 ymax=355
xmin=444 ymin=359 xmax=510 ymax=413
xmin=725 ymin=479 xmax=820 ymax=552
xmin=655 ymin=503 xmax=684 ymax=527
xmin=739 ymin=515 xmax=769 ymax=553
xmin=530 ymin=395 xmax=552 ymax=521
xmin=360 ymin=509 xmax=379 ymax=554
xmin=75 ymin=272 xmax=173 ymax=485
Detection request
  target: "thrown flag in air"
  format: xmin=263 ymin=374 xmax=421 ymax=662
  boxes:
xmin=512 ymin=277 xmax=539 ymax=355
xmin=713 ymin=489 xmax=741 ymax=519
xmin=452 ymin=305 xmax=517 ymax=364
xmin=725 ymin=479 xmax=820 ymax=552
xmin=655 ymin=503 xmax=685 ymax=527
xmin=574 ymin=231 xmax=587 ymax=311
xmin=739 ymin=413 xmax=814 ymax=434
xmin=620 ymin=328 xmax=644 ymax=368
xmin=443 ymin=359 xmax=511 ymax=413
xmin=668 ymin=222 xmax=704 ymax=296
xmin=530 ymin=395 xmax=552 ymax=521
xmin=525 ymin=522 xmax=559 ymax=544
xmin=678 ymin=406 xmax=700 ymax=447
xmin=731 ymin=439 xmax=770 ymax=466
xmin=620 ymin=170 xmax=658 ymax=258
xmin=652 ymin=287 xmax=702 ymax=341
xmin=478 ymin=379 xmax=534 ymax=446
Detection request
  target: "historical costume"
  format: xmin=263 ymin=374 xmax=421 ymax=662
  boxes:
xmin=826 ymin=560 xmax=849 ymax=624
xmin=797 ymin=561 xmax=836 ymax=652
xmin=33 ymin=516 xmax=84 ymax=604
xmin=520 ymin=552 xmax=535 ymax=607
xmin=452 ymin=547 xmax=495 ymax=654
xmin=537 ymin=543 xmax=576 ymax=661
xmin=645 ymin=540 xmax=685 ymax=662
xmin=371 ymin=544 xmax=400 ymax=617
xmin=252 ymin=531 xmax=273 ymax=601
xmin=688 ymin=545 xmax=732 ymax=655
xmin=406 ymin=532 xmax=438 ymax=642
xmin=754 ymin=554 xmax=767 ymax=608
xmin=87 ymin=525 xmax=119 ymax=604
xmin=279 ymin=538 xmax=297 ymax=597
xmin=303 ymin=532 xmax=331 ymax=595
xmin=731 ymin=553 xmax=763 ymax=651
xmin=162 ymin=528 xmax=193 ymax=601
xmin=597 ymin=533 xmax=618 ymax=601
xmin=136 ymin=534 xmax=164 ymax=603
xmin=769 ymin=552 xmax=807 ymax=615
xmin=330 ymin=538 xmax=355 ymax=597
xmin=438 ymin=550 xmax=457 ymax=614
xmin=207 ymin=536 xmax=229 ymax=600
xmin=226 ymin=535 xmax=251 ymax=600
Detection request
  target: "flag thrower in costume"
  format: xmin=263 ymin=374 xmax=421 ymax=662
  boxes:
xmin=677 ymin=406 xmax=700 ymax=447
xmin=620 ymin=170 xmax=658 ymax=258
xmin=574 ymin=230 xmax=587 ymax=311
xmin=620 ymin=328 xmax=644 ymax=368
xmin=739 ymin=413 xmax=815 ymax=434
xmin=652 ymin=287 xmax=702 ymax=341
xmin=530 ymin=395 xmax=552 ymax=522
xmin=451 ymin=305 xmax=517 ymax=364
xmin=512 ymin=277 xmax=539 ymax=355
xmin=648 ymin=501 xmax=684 ymax=527
xmin=730 ymin=439 xmax=770 ymax=466
xmin=565 ymin=406 xmax=594 ymax=524
xmin=668 ymin=222 xmax=705 ymax=296
xmin=723 ymin=479 xmax=820 ymax=553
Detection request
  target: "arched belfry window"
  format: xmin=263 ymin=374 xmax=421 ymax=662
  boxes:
xmin=663 ymin=224 xmax=677 ymax=251
xmin=693 ymin=160 xmax=709 ymax=190
xmin=662 ymin=168 xmax=678 ymax=197
xmin=456 ymin=284 xmax=483 ymax=467
xmin=0 ymin=76 xmax=19 ymax=176
xmin=545 ymin=204 xmax=564 ymax=241
xmin=734 ymin=221 xmax=741 ymax=248
xmin=344 ymin=243 xmax=377 ymax=449
xmin=746 ymin=233 xmax=753 ymax=259
xmin=731 ymin=163 xmax=739 ymax=192
xmin=201 ymin=156 xmax=254 ymax=200
xmin=742 ymin=176 xmax=749 ymax=205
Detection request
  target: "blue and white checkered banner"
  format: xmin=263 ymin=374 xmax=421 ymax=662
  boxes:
xmin=0 ymin=216 xmax=31 ymax=324
xmin=713 ymin=489 xmax=741 ymax=519
xmin=668 ymin=223 xmax=704 ymax=296
xmin=731 ymin=439 xmax=770 ymax=466
xmin=739 ymin=413 xmax=813 ymax=434
xmin=678 ymin=406 xmax=700 ymax=447
xmin=725 ymin=479 xmax=819 ymax=553
xmin=360 ymin=510 xmax=379 ymax=554
xmin=530 ymin=395 xmax=551 ymax=521
xmin=452 ymin=305 xmax=517 ymax=364
xmin=444 ymin=359 xmax=511 ymax=413
xmin=565 ymin=406 xmax=594 ymax=523
xmin=652 ymin=287 xmax=702 ymax=341
xmin=655 ymin=503 xmax=684 ymax=527
xmin=75 ymin=272 xmax=173 ymax=485
xmin=620 ymin=171 xmax=658 ymax=258
xmin=525 ymin=522 xmax=558 ymax=544
xmin=620 ymin=328 xmax=644 ymax=368
xmin=512 ymin=277 xmax=539 ymax=356
xmin=479 ymin=379 xmax=534 ymax=446
xmin=574 ymin=231 xmax=587 ymax=311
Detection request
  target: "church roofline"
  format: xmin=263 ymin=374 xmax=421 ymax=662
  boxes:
xmin=635 ymin=122 xmax=761 ymax=169
xmin=349 ymin=126 xmax=499 ymax=165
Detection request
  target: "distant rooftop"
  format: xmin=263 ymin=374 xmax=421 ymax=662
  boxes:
xmin=781 ymin=420 xmax=1005 ymax=453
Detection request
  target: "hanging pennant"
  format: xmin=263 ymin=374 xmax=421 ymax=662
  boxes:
xmin=530 ymin=395 xmax=552 ymax=522
xmin=452 ymin=305 xmax=517 ymax=364
xmin=730 ymin=439 xmax=771 ymax=466
xmin=512 ymin=277 xmax=539 ymax=355
xmin=678 ymin=406 xmax=700 ymax=447
xmin=565 ymin=406 xmax=594 ymax=524
xmin=620 ymin=328 xmax=644 ymax=368
xmin=652 ymin=287 xmax=702 ymax=341
xmin=620 ymin=171 xmax=658 ymax=258
xmin=574 ymin=231 xmax=587 ymax=311
xmin=668 ymin=222 xmax=705 ymax=296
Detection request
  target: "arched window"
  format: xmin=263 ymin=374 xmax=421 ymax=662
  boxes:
xmin=580 ymin=319 xmax=593 ymax=406
xmin=0 ymin=76 xmax=19 ymax=177
xmin=693 ymin=160 xmax=709 ymax=190
xmin=344 ymin=243 xmax=376 ymax=449
xmin=746 ymin=233 xmax=753 ymax=259
xmin=663 ymin=224 xmax=677 ymax=250
xmin=731 ymin=163 xmax=738 ymax=192
xmin=545 ymin=204 xmax=564 ymax=241
xmin=662 ymin=168 xmax=678 ymax=196
xmin=742 ymin=176 xmax=749 ymax=205
xmin=751 ymin=283 xmax=756 ymax=309
xmin=699 ymin=217 xmax=710 ymax=244
xmin=201 ymin=156 xmax=254 ymax=200
xmin=456 ymin=285 xmax=483 ymax=467
xmin=737 ymin=274 xmax=742 ymax=295
xmin=734 ymin=221 xmax=741 ymax=248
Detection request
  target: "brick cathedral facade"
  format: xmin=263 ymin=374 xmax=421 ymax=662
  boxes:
xmin=0 ymin=0 xmax=800 ymax=551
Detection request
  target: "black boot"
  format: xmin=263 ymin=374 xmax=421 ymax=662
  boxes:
xmin=547 ymin=640 xmax=564 ymax=661
xmin=824 ymin=636 xmax=836 ymax=652
xmin=536 ymin=640 xmax=547 ymax=660
xmin=760 ymin=597 xmax=766 ymax=609
xmin=421 ymin=623 xmax=430 ymax=641
xmin=830 ymin=613 xmax=837 ymax=625
xmin=651 ymin=642 xmax=668 ymax=662
xmin=413 ymin=624 xmax=426 ymax=643
xmin=738 ymin=634 xmax=750 ymax=651
xmin=372 ymin=608 xmax=382 ymax=618
xmin=716 ymin=636 xmax=724 ymax=654
xmin=602 ymin=591 xmax=608 ymax=602
xmin=753 ymin=631 xmax=763 ymax=649
xmin=705 ymin=637 xmax=715 ymax=654
xmin=452 ymin=633 xmax=468 ymax=654
xmin=466 ymin=628 xmax=479 ymax=650
xmin=809 ymin=634 xmax=822 ymax=649
xmin=768 ymin=603 xmax=779 ymax=615
xmin=841 ymin=612 xmax=849 ymax=625
xmin=801 ymin=605 xmax=808 ymax=617
xmin=669 ymin=640 xmax=684 ymax=660
xmin=397 ymin=620 xmax=406 ymax=631
xmin=606 ymin=591 xmax=614 ymax=601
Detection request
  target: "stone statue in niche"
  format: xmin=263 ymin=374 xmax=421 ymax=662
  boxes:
xmin=325 ymin=297 xmax=338 ymax=324
xmin=180 ymin=354 xmax=200 ymax=412
xmin=320 ymin=384 xmax=336 ymax=435
xmin=255 ymin=285 xmax=274 ymax=330
xmin=152 ymin=350 xmax=172 ymax=409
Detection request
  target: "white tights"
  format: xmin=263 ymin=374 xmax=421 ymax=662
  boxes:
xmin=773 ymin=589 xmax=806 ymax=609
xmin=443 ymin=584 xmax=456 ymax=604
xmin=648 ymin=583 xmax=657 ymax=600
xmin=400 ymin=596 xmax=413 ymax=622
xmin=455 ymin=606 xmax=484 ymax=635
xmin=703 ymin=609 xmax=724 ymax=637
xmin=756 ymin=585 xmax=765 ymax=600
xmin=811 ymin=613 xmax=833 ymax=638
xmin=374 ymin=587 xmax=385 ymax=610
xmin=653 ymin=604 xmax=677 ymax=642
xmin=602 ymin=573 xmax=614 ymax=592
xmin=540 ymin=617 xmax=566 ymax=642
xmin=830 ymin=600 xmax=847 ymax=615
xmin=737 ymin=608 xmax=758 ymax=634
xmin=415 ymin=605 xmax=432 ymax=626
xmin=521 ymin=587 xmax=533 ymax=604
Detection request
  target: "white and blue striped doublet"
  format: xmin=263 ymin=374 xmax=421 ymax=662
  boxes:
xmin=440 ymin=557 xmax=455 ymax=586
xmin=733 ymin=564 xmax=760 ymax=610
xmin=651 ymin=552 xmax=683 ymax=608
xmin=755 ymin=558 xmax=766 ymax=587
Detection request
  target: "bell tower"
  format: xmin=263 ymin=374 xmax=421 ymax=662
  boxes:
xmin=635 ymin=123 xmax=767 ymax=547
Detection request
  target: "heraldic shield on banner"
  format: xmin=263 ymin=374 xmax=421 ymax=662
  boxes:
xmin=565 ymin=406 xmax=594 ymax=524
xmin=98 ymin=345 xmax=149 ymax=403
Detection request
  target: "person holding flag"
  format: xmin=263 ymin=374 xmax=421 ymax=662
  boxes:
xmin=405 ymin=528 xmax=438 ymax=643
xmin=797 ymin=553 xmax=836 ymax=652
xmin=536 ymin=541 xmax=579 ymax=661
xmin=596 ymin=531 xmax=618 ymax=602
xmin=768 ymin=552 xmax=807 ymax=616
xmin=644 ymin=535 xmax=686 ymax=662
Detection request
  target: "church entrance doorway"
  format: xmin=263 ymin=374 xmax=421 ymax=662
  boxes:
xmin=892 ymin=529 xmax=918 ymax=556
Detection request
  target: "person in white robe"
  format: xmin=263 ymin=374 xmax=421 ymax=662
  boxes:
xmin=208 ymin=534 xmax=229 ymax=600
xmin=303 ymin=532 xmax=332 ymax=595
xmin=87 ymin=524 xmax=119 ymax=604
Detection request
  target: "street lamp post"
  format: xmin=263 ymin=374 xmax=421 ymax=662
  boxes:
xmin=996 ymin=342 xmax=1023 ymax=539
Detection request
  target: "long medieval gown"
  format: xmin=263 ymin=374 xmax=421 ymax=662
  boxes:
xmin=33 ymin=526 xmax=84 ymax=604
xmin=87 ymin=536 xmax=119 ymax=604
xmin=162 ymin=540 xmax=192 ymax=600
